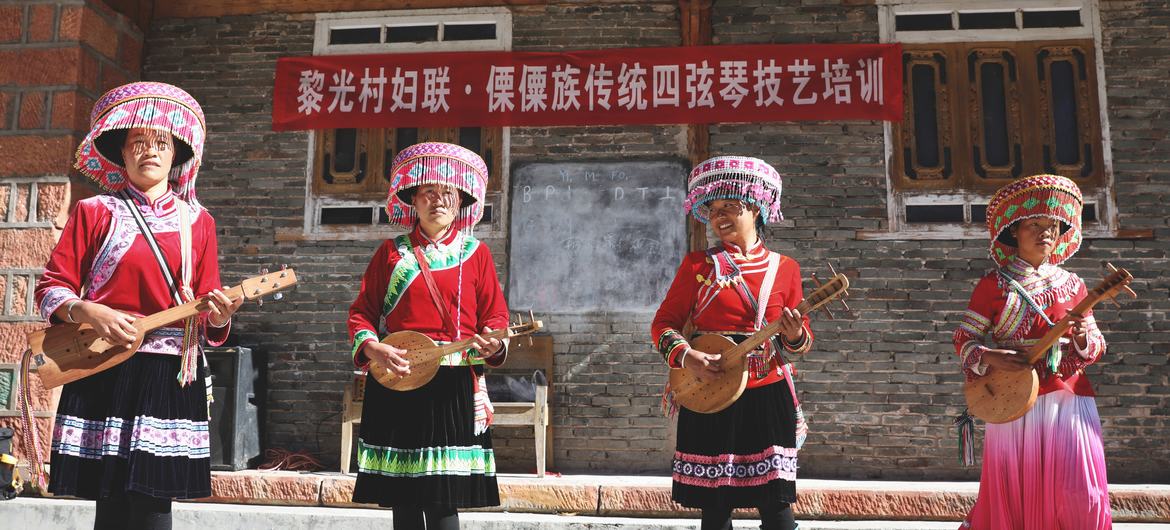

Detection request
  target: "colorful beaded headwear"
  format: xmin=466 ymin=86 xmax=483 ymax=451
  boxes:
xmin=684 ymin=155 xmax=784 ymax=225
xmin=987 ymin=174 xmax=1084 ymax=267
xmin=385 ymin=142 xmax=488 ymax=232
xmin=74 ymin=82 xmax=206 ymax=204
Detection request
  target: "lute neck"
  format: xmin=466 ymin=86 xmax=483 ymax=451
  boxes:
xmin=1024 ymin=289 xmax=1101 ymax=364
xmin=134 ymin=285 xmax=248 ymax=333
xmin=726 ymin=299 xmax=813 ymax=356
xmin=433 ymin=327 xmax=519 ymax=356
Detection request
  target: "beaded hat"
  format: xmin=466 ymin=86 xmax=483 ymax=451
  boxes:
xmin=74 ymin=82 xmax=206 ymax=204
xmin=986 ymin=174 xmax=1084 ymax=267
xmin=683 ymin=155 xmax=784 ymax=226
xmin=385 ymin=142 xmax=488 ymax=232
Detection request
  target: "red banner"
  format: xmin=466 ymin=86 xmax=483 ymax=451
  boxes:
xmin=272 ymin=44 xmax=902 ymax=131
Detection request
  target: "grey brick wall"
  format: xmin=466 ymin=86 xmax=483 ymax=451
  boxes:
xmin=142 ymin=0 xmax=1170 ymax=481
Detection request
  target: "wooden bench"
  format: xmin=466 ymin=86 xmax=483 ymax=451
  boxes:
xmin=340 ymin=335 xmax=554 ymax=477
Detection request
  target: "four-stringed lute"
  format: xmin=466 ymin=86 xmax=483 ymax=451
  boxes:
xmin=669 ymin=271 xmax=850 ymax=414
xmin=963 ymin=264 xmax=1135 ymax=424
xmin=369 ymin=313 xmax=544 ymax=391
xmin=28 ymin=268 xmax=298 ymax=389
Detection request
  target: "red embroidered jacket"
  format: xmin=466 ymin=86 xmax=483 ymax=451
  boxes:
xmin=35 ymin=187 xmax=230 ymax=352
xmin=953 ymin=257 xmax=1107 ymax=397
xmin=347 ymin=227 xmax=509 ymax=369
xmin=651 ymin=239 xmax=812 ymax=389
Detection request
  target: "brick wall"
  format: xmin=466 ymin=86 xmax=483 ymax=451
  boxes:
xmin=141 ymin=0 xmax=1170 ymax=481
xmin=0 ymin=0 xmax=142 ymax=469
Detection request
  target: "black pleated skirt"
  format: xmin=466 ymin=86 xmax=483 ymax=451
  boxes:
xmin=673 ymin=378 xmax=799 ymax=509
xmin=352 ymin=365 xmax=499 ymax=509
xmin=48 ymin=352 xmax=211 ymax=500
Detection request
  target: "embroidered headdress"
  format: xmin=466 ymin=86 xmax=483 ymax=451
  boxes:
xmin=74 ymin=81 xmax=206 ymax=205
xmin=986 ymin=174 xmax=1084 ymax=267
xmin=385 ymin=142 xmax=488 ymax=232
xmin=683 ymin=155 xmax=784 ymax=226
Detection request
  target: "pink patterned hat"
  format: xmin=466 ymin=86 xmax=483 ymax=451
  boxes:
xmin=74 ymin=82 xmax=206 ymax=204
xmin=986 ymin=174 xmax=1084 ymax=267
xmin=385 ymin=142 xmax=488 ymax=231
xmin=684 ymin=155 xmax=784 ymax=225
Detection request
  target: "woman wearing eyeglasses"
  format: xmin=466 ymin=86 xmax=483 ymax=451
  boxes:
xmin=955 ymin=174 xmax=1111 ymax=530
xmin=347 ymin=142 xmax=509 ymax=530
xmin=651 ymin=156 xmax=812 ymax=530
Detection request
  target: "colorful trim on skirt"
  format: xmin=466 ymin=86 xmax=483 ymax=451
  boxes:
xmin=353 ymin=366 xmax=499 ymax=509
xmin=48 ymin=352 xmax=211 ymax=500
xmin=673 ymin=379 xmax=798 ymax=509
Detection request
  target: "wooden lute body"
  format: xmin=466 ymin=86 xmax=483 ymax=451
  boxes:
xmin=28 ymin=268 xmax=297 ymax=389
xmin=669 ymin=272 xmax=849 ymax=414
xmin=369 ymin=317 xmax=543 ymax=391
xmin=963 ymin=265 xmax=1134 ymax=424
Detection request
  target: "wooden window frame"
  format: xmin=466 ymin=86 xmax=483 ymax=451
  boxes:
xmin=293 ymin=8 xmax=512 ymax=240
xmin=867 ymin=0 xmax=1117 ymax=240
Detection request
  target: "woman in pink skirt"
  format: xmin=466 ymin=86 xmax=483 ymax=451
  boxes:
xmin=954 ymin=174 xmax=1112 ymax=530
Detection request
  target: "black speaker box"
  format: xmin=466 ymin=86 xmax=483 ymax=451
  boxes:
xmin=205 ymin=346 xmax=261 ymax=471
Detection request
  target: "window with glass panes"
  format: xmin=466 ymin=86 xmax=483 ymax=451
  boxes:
xmin=312 ymin=127 xmax=503 ymax=225
xmin=878 ymin=2 xmax=1112 ymax=231
xmin=308 ymin=8 xmax=511 ymax=232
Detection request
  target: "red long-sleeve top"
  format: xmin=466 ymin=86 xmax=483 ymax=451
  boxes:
xmin=651 ymin=239 xmax=812 ymax=389
xmin=35 ymin=188 xmax=230 ymax=352
xmin=347 ymin=227 xmax=509 ymax=369
xmin=953 ymin=257 xmax=1107 ymax=397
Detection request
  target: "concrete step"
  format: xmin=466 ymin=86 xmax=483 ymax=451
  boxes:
xmin=204 ymin=471 xmax=1170 ymax=523
xmin=7 ymin=498 xmax=1170 ymax=530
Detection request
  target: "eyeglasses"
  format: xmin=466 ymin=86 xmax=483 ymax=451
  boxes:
xmin=704 ymin=201 xmax=746 ymax=219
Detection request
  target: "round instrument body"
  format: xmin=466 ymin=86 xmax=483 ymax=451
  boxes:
xmin=668 ymin=334 xmax=750 ymax=414
xmin=368 ymin=330 xmax=445 ymax=391
xmin=963 ymin=367 xmax=1040 ymax=424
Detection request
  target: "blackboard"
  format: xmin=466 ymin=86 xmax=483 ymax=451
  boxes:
xmin=507 ymin=160 xmax=688 ymax=313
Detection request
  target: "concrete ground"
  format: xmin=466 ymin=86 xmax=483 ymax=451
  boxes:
xmin=5 ymin=497 xmax=1170 ymax=530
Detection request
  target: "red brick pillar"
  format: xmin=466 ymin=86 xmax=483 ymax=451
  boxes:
xmin=0 ymin=0 xmax=142 ymax=482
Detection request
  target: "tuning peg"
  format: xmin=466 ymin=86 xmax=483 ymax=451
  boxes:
xmin=528 ymin=309 xmax=535 ymax=325
xmin=273 ymin=292 xmax=284 ymax=301
xmin=280 ymin=264 xmax=289 ymax=278
xmin=810 ymin=272 xmax=825 ymax=289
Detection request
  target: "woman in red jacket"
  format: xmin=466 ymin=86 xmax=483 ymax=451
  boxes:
xmin=955 ymin=174 xmax=1111 ymax=529
xmin=652 ymin=156 xmax=812 ymax=530
xmin=34 ymin=82 xmax=241 ymax=530
xmin=347 ymin=142 xmax=508 ymax=530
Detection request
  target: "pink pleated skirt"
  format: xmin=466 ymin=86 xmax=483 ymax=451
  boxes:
xmin=961 ymin=389 xmax=1112 ymax=530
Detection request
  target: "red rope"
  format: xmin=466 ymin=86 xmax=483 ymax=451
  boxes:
xmin=258 ymin=448 xmax=324 ymax=472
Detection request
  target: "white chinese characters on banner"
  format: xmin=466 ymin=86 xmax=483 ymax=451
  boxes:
xmin=297 ymin=70 xmax=325 ymax=115
xmin=753 ymin=59 xmax=784 ymax=108
xmin=686 ymin=61 xmax=715 ymax=109
xmin=788 ymin=59 xmax=817 ymax=106
xmin=552 ymin=64 xmax=582 ymax=111
xmin=327 ymin=69 xmax=356 ymax=113
xmin=617 ymin=62 xmax=648 ymax=111
xmin=422 ymin=67 xmax=451 ymax=113
xmin=487 ymin=66 xmax=516 ymax=113
xmin=718 ymin=61 xmax=749 ymax=109
xmin=856 ymin=57 xmax=884 ymax=104
xmin=522 ymin=65 xmax=549 ymax=112
xmin=359 ymin=67 xmax=386 ymax=113
xmin=652 ymin=65 xmax=680 ymax=108
xmin=293 ymin=55 xmax=885 ymax=117
xmin=586 ymin=63 xmax=614 ymax=111
xmin=822 ymin=58 xmax=853 ymax=104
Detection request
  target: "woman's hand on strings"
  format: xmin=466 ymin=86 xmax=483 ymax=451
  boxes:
xmin=470 ymin=327 xmax=503 ymax=359
xmin=778 ymin=307 xmax=804 ymax=343
xmin=364 ymin=342 xmax=411 ymax=377
xmin=684 ymin=348 xmax=724 ymax=383
xmin=74 ymin=302 xmax=137 ymax=346
xmin=982 ymin=348 xmax=1032 ymax=372
xmin=205 ymin=288 xmax=243 ymax=328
